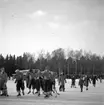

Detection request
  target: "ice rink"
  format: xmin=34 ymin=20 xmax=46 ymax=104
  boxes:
xmin=0 ymin=79 xmax=104 ymax=105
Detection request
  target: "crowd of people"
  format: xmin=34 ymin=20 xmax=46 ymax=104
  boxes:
xmin=74 ymin=74 xmax=99 ymax=92
xmin=0 ymin=66 xmax=103 ymax=98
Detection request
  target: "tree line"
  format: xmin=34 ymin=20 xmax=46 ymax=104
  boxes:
xmin=0 ymin=48 xmax=104 ymax=77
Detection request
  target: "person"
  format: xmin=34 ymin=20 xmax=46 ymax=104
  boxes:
xmin=47 ymin=71 xmax=54 ymax=96
xmin=14 ymin=69 xmax=25 ymax=96
xmin=79 ymin=76 xmax=84 ymax=92
xmin=99 ymin=75 xmax=102 ymax=83
xmin=50 ymin=71 xmax=56 ymax=92
xmin=58 ymin=72 xmax=66 ymax=92
xmin=0 ymin=67 xmax=9 ymax=96
xmin=35 ymin=69 xmax=41 ymax=96
xmin=92 ymin=75 xmax=97 ymax=87
xmin=39 ymin=74 xmax=45 ymax=93
xmin=42 ymin=66 xmax=51 ymax=98
xmin=26 ymin=69 xmax=35 ymax=94
xmin=84 ymin=75 xmax=91 ymax=90
xmin=50 ymin=71 xmax=60 ymax=97
xmin=71 ymin=75 xmax=76 ymax=88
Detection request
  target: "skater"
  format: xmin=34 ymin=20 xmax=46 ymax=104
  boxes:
xmin=71 ymin=75 xmax=76 ymax=88
xmin=14 ymin=69 xmax=25 ymax=96
xmin=58 ymin=72 xmax=66 ymax=92
xmin=42 ymin=66 xmax=51 ymax=98
xmin=99 ymin=75 xmax=102 ymax=83
xmin=35 ymin=69 xmax=41 ymax=96
xmin=84 ymin=75 xmax=91 ymax=90
xmin=50 ymin=71 xmax=60 ymax=97
xmin=92 ymin=75 xmax=97 ymax=87
xmin=48 ymin=71 xmax=55 ymax=96
xmin=0 ymin=67 xmax=9 ymax=96
xmin=39 ymin=75 xmax=45 ymax=93
xmin=50 ymin=72 xmax=56 ymax=92
xmin=26 ymin=69 xmax=35 ymax=94
xmin=79 ymin=76 xmax=84 ymax=92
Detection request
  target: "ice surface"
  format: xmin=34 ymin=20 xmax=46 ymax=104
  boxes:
xmin=0 ymin=79 xmax=103 ymax=105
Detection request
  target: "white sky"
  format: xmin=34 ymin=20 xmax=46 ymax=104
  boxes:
xmin=0 ymin=0 xmax=103 ymax=56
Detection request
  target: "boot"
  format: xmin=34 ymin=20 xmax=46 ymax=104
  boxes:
xmin=38 ymin=92 xmax=40 ymax=96
xmin=44 ymin=94 xmax=49 ymax=98
xmin=22 ymin=91 xmax=25 ymax=95
xmin=27 ymin=90 xmax=31 ymax=94
xmin=86 ymin=87 xmax=88 ymax=90
xmin=35 ymin=91 xmax=38 ymax=94
xmin=81 ymin=88 xmax=83 ymax=92
xmin=17 ymin=93 xmax=21 ymax=96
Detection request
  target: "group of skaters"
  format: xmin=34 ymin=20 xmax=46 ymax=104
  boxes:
xmin=71 ymin=74 xmax=103 ymax=92
xmin=0 ymin=66 xmax=103 ymax=98
xmin=13 ymin=66 xmax=59 ymax=98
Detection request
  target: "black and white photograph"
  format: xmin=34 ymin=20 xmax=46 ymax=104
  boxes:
xmin=0 ymin=0 xmax=103 ymax=105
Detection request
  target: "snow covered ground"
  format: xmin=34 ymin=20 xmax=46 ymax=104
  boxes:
xmin=0 ymin=79 xmax=104 ymax=105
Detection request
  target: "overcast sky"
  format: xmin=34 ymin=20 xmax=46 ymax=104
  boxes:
xmin=0 ymin=0 xmax=103 ymax=56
